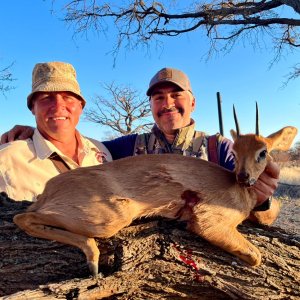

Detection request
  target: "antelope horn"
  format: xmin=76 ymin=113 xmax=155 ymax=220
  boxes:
xmin=233 ymin=105 xmax=240 ymax=137
xmin=255 ymin=101 xmax=259 ymax=136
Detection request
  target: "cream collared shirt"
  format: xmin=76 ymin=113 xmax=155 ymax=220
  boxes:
xmin=0 ymin=129 xmax=112 ymax=201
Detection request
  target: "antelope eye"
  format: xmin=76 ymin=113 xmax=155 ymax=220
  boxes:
xmin=257 ymin=150 xmax=267 ymax=162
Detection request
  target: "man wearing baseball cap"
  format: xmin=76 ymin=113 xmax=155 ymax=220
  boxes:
xmin=105 ymin=67 xmax=280 ymax=223
xmin=1 ymin=67 xmax=280 ymax=224
xmin=0 ymin=61 xmax=111 ymax=201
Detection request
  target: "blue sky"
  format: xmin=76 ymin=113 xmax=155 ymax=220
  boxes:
xmin=1 ymin=1 xmax=299 ymax=144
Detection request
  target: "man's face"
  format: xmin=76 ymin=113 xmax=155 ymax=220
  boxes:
xmin=31 ymin=92 xmax=83 ymax=140
xmin=150 ymin=83 xmax=195 ymax=135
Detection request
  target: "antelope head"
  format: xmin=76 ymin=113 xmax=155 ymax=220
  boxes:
xmin=230 ymin=103 xmax=297 ymax=186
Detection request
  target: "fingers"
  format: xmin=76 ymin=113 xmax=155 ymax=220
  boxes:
xmin=0 ymin=132 xmax=9 ymax=145
xmin=264 ymin=160 xmax=280 ymax=180
xmin=0 ymin=125 xmax=35 ymax=145
xmin=251 ymin=178 xmax=274 ymax=205
xmin=251 ymin=161 xmax=280 ymax=205
xmin=257 ymin=171 xmax=279 ymax=191
xmin=19 ymin=127 xmax=35 ymax=140
xmin=7 ymin=126 xmax=22 ymax=142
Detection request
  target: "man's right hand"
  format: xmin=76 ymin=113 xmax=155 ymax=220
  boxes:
xmin=1 ymin=125 xmax=35 ymax=145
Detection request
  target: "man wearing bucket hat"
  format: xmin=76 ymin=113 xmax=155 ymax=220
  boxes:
xmin=0 ymin=61 xmax=111 ymax=201
xmin=1 ymin=67 xmax=279 ymax=222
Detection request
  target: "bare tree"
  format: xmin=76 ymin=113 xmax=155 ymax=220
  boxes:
xmin=84 ymin=82 xmax=153 ymax=138
xmin=57 ymin=1 xmax=300 ymax=70
xmin=0 ymin=62 xmax=15 ymax=96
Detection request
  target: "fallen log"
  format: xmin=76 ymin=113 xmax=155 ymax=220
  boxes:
xmin=0 ymin=192 xmax=299 ymax=299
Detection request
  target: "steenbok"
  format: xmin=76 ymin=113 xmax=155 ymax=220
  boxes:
xmin=14 ymin=106 xmax=297 ymax=275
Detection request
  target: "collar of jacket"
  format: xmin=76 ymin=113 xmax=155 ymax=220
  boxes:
xmin=151 ymin=119 xmax=196 ymax=152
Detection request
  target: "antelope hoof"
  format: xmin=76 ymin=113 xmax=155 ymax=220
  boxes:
xmin=241 ymin=247 xmax=262 ymax=267
xmin=251 ymin=253 xmax=261 ymax=267
xmin=88 ymin=261 xmax=98 ymax=276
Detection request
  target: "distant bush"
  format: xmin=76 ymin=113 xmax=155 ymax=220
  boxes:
xmin=280 ymin=167 xmax=300 ymax=185
xmin=276 ymin=166 xmax=300 ymax=199
xmin=290 ymin=141 xmax=300 ymax=161
xmin=271 ymin=140 xmax=300 ymax=167
xmin=272 ymin=150 xmax=291 ymax=164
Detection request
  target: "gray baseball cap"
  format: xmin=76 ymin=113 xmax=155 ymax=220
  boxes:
xmin=146 ymin=67 xmax=193 ymax=96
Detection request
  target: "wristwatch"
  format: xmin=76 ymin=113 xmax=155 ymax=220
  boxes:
xmin=253 ymin=196 xmax=272 ymax=211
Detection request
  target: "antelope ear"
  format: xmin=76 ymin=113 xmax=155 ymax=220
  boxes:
xmin=267 ymin=126 xmax=298 ymax=151
xmin=230 ymin=129 xmax=238 ymax=141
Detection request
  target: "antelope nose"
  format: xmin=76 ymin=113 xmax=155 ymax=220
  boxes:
xmin=237 ymin=172 xmax=250 ymax=183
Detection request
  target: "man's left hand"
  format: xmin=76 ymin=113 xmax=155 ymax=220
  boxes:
xmin=251 ymin=161 xmax=280 ymax=207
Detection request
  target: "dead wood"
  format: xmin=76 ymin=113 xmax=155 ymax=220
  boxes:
xmin=0 ymin=192 xmax=299 ymax=300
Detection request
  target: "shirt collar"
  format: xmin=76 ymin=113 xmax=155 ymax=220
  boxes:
xmin=33 ymin=129 xmax=55 ymax=159
xmin=33 ymin=129 xmax=85 ymax=160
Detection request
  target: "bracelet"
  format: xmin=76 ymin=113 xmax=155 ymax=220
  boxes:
xmin=253 ymin=196 xmax=272 ymax=212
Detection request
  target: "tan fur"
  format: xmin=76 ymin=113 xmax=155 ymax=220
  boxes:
xmin=13 ymin=126 xmax=297 ymax=275
xmin=248 ymin=198 xmax=282 ymax=225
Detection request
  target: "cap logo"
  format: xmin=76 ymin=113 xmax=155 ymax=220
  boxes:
xmin=158 ymin=69 xmax=172 ymax=80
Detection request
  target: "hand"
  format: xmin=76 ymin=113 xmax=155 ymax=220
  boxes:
xmin=0 ymin=125 xmax=35 ymax=145
xmin=251 ymin=161 xmax=280 ymax=206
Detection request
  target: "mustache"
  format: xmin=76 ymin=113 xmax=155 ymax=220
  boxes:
xmin=158 ymin=107 xmax=183 ymax=117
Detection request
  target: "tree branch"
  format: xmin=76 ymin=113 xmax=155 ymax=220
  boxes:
xmin=84 ymin=82 xmax=152 ymax=138
xmin=0 ymin=62 xmax=16 ymax=97
xmin=55 ymin=0 xmax=300 ymax=78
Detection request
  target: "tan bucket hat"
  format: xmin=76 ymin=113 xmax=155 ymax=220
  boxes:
xmin=27 ymin=61 xmax=86 ymax=110
xmin=146 ymin=67 xmax=193 ymax=96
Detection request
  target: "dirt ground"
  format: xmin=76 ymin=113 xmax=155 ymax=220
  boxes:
xmin=273 ymin=196 xmax=300 ymax=235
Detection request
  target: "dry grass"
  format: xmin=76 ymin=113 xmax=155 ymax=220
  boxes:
xmin=279 ymin=166 xmax=300 ymax=185
xmin=277 ymin=165 xmax=300 ymax=199
xmin=273 ymin=163 xmax=300 ymax=235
